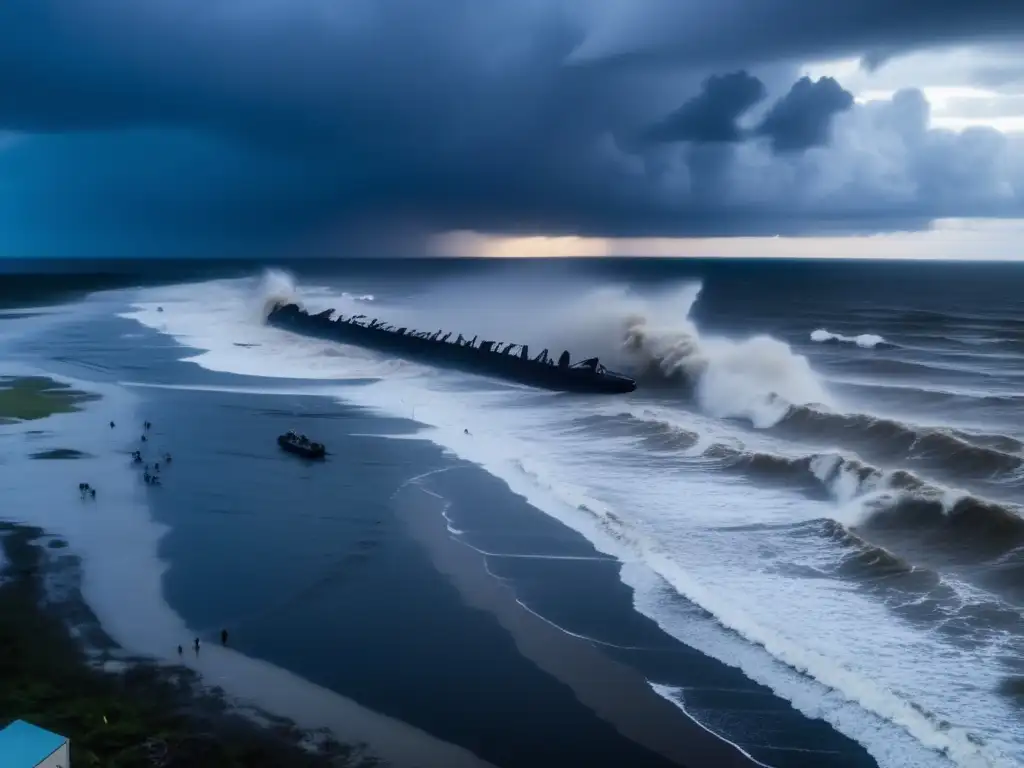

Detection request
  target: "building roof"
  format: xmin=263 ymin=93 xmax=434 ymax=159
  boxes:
xmin=0 ymin=720 xmax=68 ymax=766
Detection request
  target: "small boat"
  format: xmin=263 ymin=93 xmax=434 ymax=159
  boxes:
xmin=277 ymin=431 xmax=326 ymax=459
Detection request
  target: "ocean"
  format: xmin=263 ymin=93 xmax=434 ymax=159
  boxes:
xmin=1 ymin=257 xmax=1023 ymax=768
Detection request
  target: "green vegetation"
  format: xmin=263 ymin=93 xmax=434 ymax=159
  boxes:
xmin=0 ymin=524 xmax=375 ymax=767
xmin=30 ymin=448 xmax=91 ymax=460
xmin=0 ymin=377 xmax=100 ymax=424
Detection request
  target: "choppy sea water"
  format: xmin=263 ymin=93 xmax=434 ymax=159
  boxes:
xmin=3 ymin=257 xmax=1024 ymax=768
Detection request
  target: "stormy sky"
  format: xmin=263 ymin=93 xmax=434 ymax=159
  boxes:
xmin=3 ymin=0 xmax=1024 ymax=257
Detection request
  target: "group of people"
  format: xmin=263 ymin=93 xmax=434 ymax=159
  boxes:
xmin=127 ymin=421 xmax=172 ymax=485
xmin=111 ymin=421 xmax=237 ymax=667
xmin=178 ymin=629 xmax=230 ymax=656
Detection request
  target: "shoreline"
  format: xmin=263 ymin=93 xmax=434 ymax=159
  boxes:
xmin=394 ymin=473 xmax=757 ymax=768
xmin=0 ymin=353 xmax=875 ymax=765
xmin=0 ymin=521 xmax=367 ymax=767
xmin=0 ymin=370 xmax=497 ymax=768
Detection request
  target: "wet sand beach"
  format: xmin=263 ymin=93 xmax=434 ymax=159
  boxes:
xmin=0 ymin=370 xmax=496 ymax=767
xmin=0 ymin=522 xmax=369 ymax=767
xmin=393 ymin=477 xmax=755 ymax=768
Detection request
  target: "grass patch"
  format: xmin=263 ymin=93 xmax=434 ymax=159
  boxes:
xmin=30 ymin=448 xmax=92 ymax=461
xmin=0 ymin=377 xmax=100 ymax=424
xmin=0 ymin=523 xmax=376 ymax=768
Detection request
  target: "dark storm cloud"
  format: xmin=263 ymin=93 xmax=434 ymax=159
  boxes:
xmin=755 ymin=77 xmax=855 ymax=153
xmin=644 ymin=74 xmax=855 ymax=154
xmin=644 ymin=72 xmax=766 ymax=143
xmin=0 ymin=0 xmax=1023 ymax=255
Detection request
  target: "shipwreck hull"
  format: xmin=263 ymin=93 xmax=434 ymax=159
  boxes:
xmin=265 ymin=303 xmax=636 ymax=394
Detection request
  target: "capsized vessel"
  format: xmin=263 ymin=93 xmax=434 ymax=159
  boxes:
xmin=265 ymin=302 xmax=637 ymax=394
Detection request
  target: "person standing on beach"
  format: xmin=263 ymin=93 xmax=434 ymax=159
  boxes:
xmin=177 ymin=645 xmax=183 ymax=656
xmin=194 ymin=637 xmax=200 ymax=654
xmin=221 ymin=628 xmax=229 ymax=646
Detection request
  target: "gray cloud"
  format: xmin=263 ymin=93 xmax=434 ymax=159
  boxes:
xmin=0 ymin=0 xmax=1023 ymax=255
xmin=645 ymin=72 xmax=766 ymax=143
xmin=755 ymin=77 xmax=855 ymax=152
xmin=643 ymin=74 xmax=855 ymax=155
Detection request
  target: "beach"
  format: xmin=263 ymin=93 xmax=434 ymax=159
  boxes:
xmin=0 ymin=366 xmax=769 ymax=768
xmin=0 ymin=352 xmax=875 ymax=766
xmin=132 ymin=381 xmax=786 ymax=767
xmin=0 ymin=341 xmax=866 ymax=767
xmin=0 ymin=521 xmax=365 ymax=767
xmin=0 ymin=367 xmax=506 ymax=767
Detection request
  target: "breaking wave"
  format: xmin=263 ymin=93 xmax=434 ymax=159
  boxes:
xmin=256 ymin=268 xmax=374 ymax=322
xmin=584 ymin=284 xmax=833 ymax=428
xmin=257 ymin=269 xmax=300 ymax=320
xmin=811 ymin=328 xmax=893 ymax=349
xmin=710 ymin=444 xmax=1024 ymax=590
xmin=772 ymin=405 xmax=1024 ymax=482
xmin=585 ymin=406 xmax=1024 ymax=590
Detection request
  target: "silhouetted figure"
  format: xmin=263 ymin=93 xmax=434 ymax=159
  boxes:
xmin=464 ymin=429 xmax=470 ymax=435
xmin=177 ymin=644 xmax=183 ymax=656
xmin=154 ymin=462 xmax=160 ymax=472
xmin=109 ymin=421 xmax=115 ymax=428
xmin=78 ymin=482 xmax=90 ymax=494
xmin=165 ymin=453 xmax=173 ymax=464
xmin=220 ymin=629 xmax=228 ymax=646
xmin=141 ymin=434 xmax=147 ymax=442
xmin=144 ymin=421 xmax=152 ymax=430
xmin=193 ymin=637 xmax=200 ymax=654
xmin=143 ymin=472 xmax=151 ymax=484
xmin=90 ymin=488 xmax=96 ymax=499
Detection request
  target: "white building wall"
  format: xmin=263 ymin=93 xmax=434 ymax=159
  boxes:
xmin=35 ymin=741 xmax=69 ymax=768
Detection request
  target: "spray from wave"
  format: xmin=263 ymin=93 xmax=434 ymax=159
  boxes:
xmin=258 ymin=271 xmax=834 ymax=429
xmin=257 ymin=269 xmax=300 ymax=320
xmin=578 ymin=283 xmax=833 ymax=428
xmin=256 ymin=269 xmax=375 ymax=322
